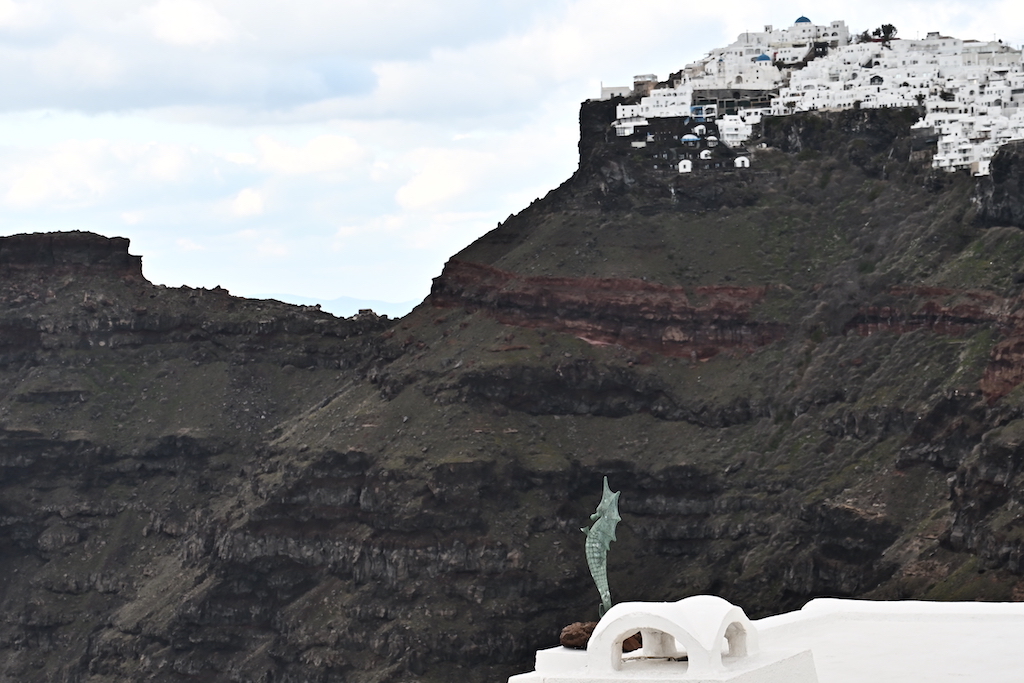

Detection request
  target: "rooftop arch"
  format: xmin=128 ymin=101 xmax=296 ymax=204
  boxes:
xmin=587 ymin=596 xmax=759 ymax=677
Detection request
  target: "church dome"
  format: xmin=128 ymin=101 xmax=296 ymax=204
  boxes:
xmin=754 ymin=53 xmax=771 ymax=61
xmin=795 ymin=16 xmax=811 ymax=23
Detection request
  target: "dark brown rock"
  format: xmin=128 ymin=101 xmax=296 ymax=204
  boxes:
xmin=559 ymin=621 xmax=596 ymax=649
xmin=974 ymin=140 xmax=1024 ymax=228
xmin=0 ymin=230 xmax=143 ymax=277
xmin=622 ymin=633 xmax=642 ymax=652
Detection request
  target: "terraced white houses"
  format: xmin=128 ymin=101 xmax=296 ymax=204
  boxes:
xmin=603 ymin=17 xmax=1024 ymax=175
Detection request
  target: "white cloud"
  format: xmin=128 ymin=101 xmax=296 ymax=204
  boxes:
xmin=33 ymin=38 xmax=124 ymax=91
xmin=3 ymin=140 xmax=111 ymax=208
xmin=395 ymin=147 xmax=495 ymax=210
xmin=144 ymin=0 xmax=237 ymax=46
xmin=0 ymin=0 xmax=19 ymax=25
xmin=0 ymin=137 xmax=213 ymax=213
xmin=0 ymin=0 xmax=48 ymax=30
xmin=333 ymin=214 xmax=404 ymax=249
xmin=233 ymin=228 xmax=290 ymax=257
xmin=222 ymin=150 xmax=257 ymax=165
xmin=254 ymin=134 xmax=367 ymax=175
xmin=405 ymin=210 xmax=497 ymax=250
xmin=231 ymin=187 xmax=264 ymax=216
xmin=6 ymin=166 xmax=58 ymax=207
xmin=136 ymin=143 xmax=191 ymax=181
xmin=176 ymin=237 xmax=204 ymax=250
xmin=0 ymin=1 xmax=1014 ymax=118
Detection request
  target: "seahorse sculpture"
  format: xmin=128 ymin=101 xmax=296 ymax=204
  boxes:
xmin=582 ymin=477 xmax=621 ymax=617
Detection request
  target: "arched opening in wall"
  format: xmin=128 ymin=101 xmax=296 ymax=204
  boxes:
xmin=617 ymin=629 xmax=688 ymax=669
xmin=735 ymin=75 xmax=743 ymax=84
xmin=723 ymin=622 xmax=749 ymax=658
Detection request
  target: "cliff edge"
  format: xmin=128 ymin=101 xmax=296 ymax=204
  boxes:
xmin=5 ymin=102 xmax=1024 ymax=683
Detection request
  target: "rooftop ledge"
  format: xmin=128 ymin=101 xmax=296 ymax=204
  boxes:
xmin=507 ymin=596 xmax=1024 ymax=683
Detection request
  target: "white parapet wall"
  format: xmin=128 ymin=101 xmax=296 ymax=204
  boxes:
xmin=508 ymin=595 xmax=818 ymax=683
xmin=509 ymin=596 xmax=1024 ymax=683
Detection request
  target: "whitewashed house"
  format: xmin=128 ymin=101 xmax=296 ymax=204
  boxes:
xmin=603 ymin=19 xmax=1024 ymax=174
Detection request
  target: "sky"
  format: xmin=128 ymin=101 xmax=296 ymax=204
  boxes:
xmin=0 ymin=1 xmax=1021 ymax=314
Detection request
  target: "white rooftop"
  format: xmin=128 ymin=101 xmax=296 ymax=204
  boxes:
xmin=758 ymin=598 xmax=1024 ymax=683
xmin=508 ymin=597 xmax=1024 ymax=683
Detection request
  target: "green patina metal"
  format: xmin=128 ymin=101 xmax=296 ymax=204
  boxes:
xmin=582 ymin=476 xmax=621 ymax=617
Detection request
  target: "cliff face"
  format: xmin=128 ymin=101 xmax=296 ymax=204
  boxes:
xmin=430 ymin=260 xmax=785 ymax=359
xmin=6 ymin=103 xmax=1024 ymax=683
xmin=0 ymin=230 xmax=144 ymax=274
xmin=974 ymin=140 xmax=1024 ymax=228
xmin=0 ymin=233 xmax=393 ymax=681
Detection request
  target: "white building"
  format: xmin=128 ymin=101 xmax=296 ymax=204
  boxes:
xmin=604 ymin=19 xmax=1024 ymax=175
xmin=608 ymin=16 xmax=850 ymax=135
xmin=509 ymin=596 xmax=1024 ymax=683
xmin=510 ymin=596 xmax=816 ymax=683
xmin=718 ymin=110 xmax=769 ymax=146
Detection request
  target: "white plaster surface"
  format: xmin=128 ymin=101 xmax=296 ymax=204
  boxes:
xmin=755 ymin=598 xmax=1024 ymax=683
xmin=509 ymin=596 xmax=816 ymax=683
xmin=510 ymin=648 xmax=816 ymax=683
xmin=509 ymin=598 xmax=1024 ymax=683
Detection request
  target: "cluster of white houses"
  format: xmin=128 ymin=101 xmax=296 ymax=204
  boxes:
xmin=603 ymin=16 xmax=1024 ymax=175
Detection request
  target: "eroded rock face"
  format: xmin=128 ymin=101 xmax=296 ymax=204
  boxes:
xmin=0 ymin=232 xmax=399 ymax=681
xmin=0 ymin=230 xmax=143 ymax=275
xmin=974 ymin=141 xmax=1024 ymax=228
xmin=7 ymin=105 xmax=1024 ymax=683
xmin=430 ymin=260 xmax=786 ymax=359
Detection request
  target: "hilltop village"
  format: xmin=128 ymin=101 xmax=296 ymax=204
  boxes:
xmin=603 ymin=16 xmax=1024 ymax=175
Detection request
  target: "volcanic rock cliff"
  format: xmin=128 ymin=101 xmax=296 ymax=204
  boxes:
xmin=6 ymin=102 xmax=1024 ymax=683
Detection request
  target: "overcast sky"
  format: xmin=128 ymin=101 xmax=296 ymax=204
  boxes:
xmin=0 ymin=1 xmax=1020 ymax=312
